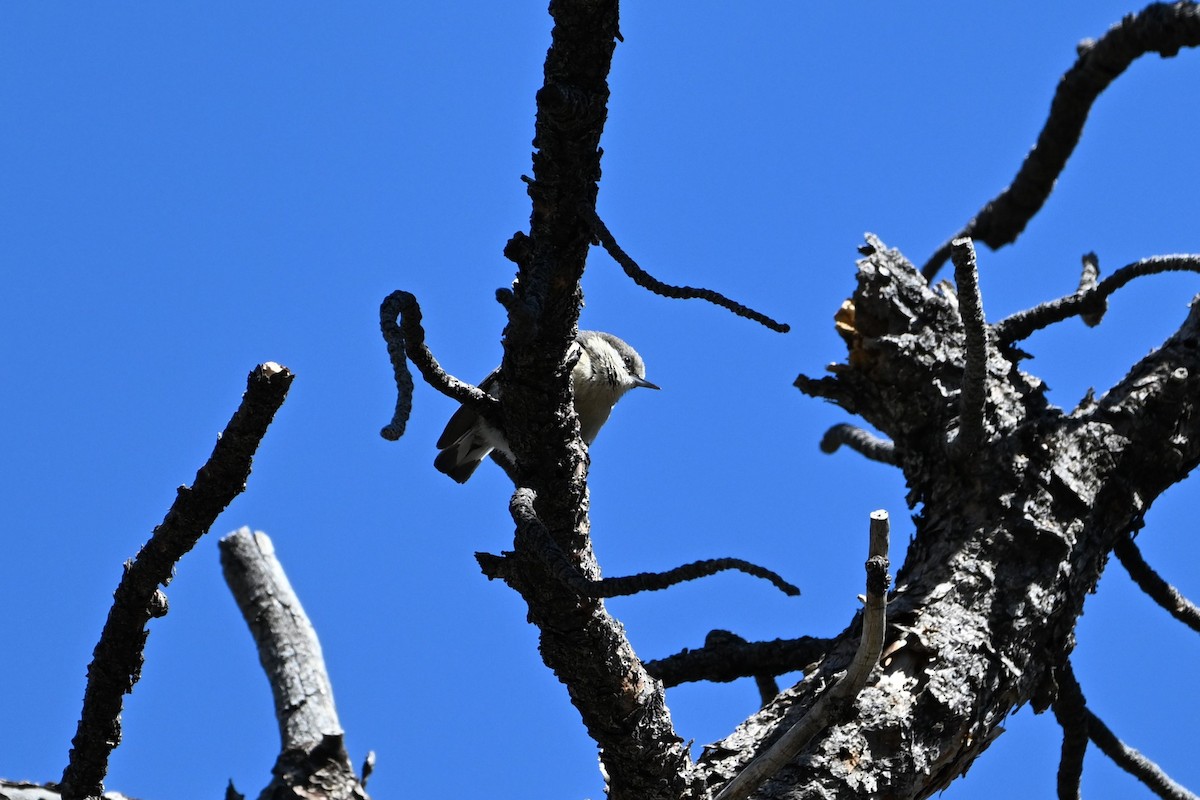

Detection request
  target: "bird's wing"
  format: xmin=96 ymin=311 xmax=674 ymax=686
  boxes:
xmin=435 ymin=368 xmax=501 ymax=449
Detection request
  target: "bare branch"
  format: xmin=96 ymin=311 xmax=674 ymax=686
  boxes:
xmin=712 ymin=510 xmax=890 ymax=800
xmin=484 ymin=5 xmax=703 ymax=795
xmin=994 ymin=254 xmax=1200 ymax=344
xmin=220 ymin=529 xmax=368 ymax=800
xmin=378 ymin=290 xmax=499 ymax=441
xmin=1114 ymin=534 xmax=1200 ymax=633
xmin=921 ymin=3 xmax=1200 ymax=280
xmin=587 ymin=208 xmax=791 ymax=333
xmin=60 ymin=363 xmax=294 ymax=800
xmin=950 ymin=238 xmax=988 ymax=457
xmin=1086 ymin=709 xmax=1198 ymax=800
xmin=599 ymin=558 xmax=799 ymax=598
xmin=644 ymin=631 xmax=832 ymax=689
xmin=479 ymin=488 xmax=800 ymax=597
xmin=1051 ymin=661 xmax=1087 ymax=800
xmin=819 ymin=423 xmax=899 ymax=465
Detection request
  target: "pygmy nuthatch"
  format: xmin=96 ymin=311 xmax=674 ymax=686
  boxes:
xmin=434 ymin=330 xmax=658 ymax=483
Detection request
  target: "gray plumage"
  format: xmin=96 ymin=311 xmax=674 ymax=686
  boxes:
xmin=434 ymin=331 xmax=658 ymax=483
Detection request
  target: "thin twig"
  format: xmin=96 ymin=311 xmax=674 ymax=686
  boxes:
xmin=221 ymin=529 xmax=368 ymax=800
xmin=820 ymin=423 xmax=899 ymax=465
xmin=483 ymin=488 xmax=800 ymax=597
xmin=1086 ymin=709 xmax=1198 ymax=800
xmin=713 ymin=510 xmax=890 ymax=800
xmin=1114 ymin=534 xmax=1200 ymax=633
xmin=1051 ymin=661 xmax=1087 ymax=800
xmin=921 ymin=3 xmax=1200 ymax=280
xmin=379 ymin=290 xmax=499 ymax=440
xmin=595 ymin=558 xmax=799 ymax=598
xmin=60 ymin=363 xmax=294 ymax=800
xmin=994 ymin=255 xmax=1200 ymax=343
xmin=587 ymin=208 xmax=791 ymax=333
xmin=644 ymin=631 xmax=832 ymax=689
xmin=950 ymin=238 xmax=988 ymax=457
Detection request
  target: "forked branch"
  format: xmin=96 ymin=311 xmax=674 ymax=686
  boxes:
xmin=994 ymin=254 xmax=1200 ymax=343
xmin=1056 ymin=662 xmax=1195 ymax=796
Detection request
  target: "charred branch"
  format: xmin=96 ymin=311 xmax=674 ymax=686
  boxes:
xmin=379 ymin=290 xmax=499 ymax=441
xmin=1051 ymin=661 xmax=1088 ymax=800
xmin=1085 ymin=708 xmax=1197 ymax=800
xmin=819 ymin=423 xmax=899 ymax=465
xmin=587 ymin=209 xmax=790 ymax=333
xmin=994 ymin=254 xmax=1200 ymax=344
xmin=478 ymin=488 xmax=799 ymax=598
xmin=733 ymin=234 xmax=1200 ymax=797
xmin=1114 ymin=534 xmax=1200 ymax=632
xmin=949 ymin=237 xmax=989 ymax=458
xmin=60 ymin=363 xmax=294 ymax=800
xmin=922 ymin=2 xmax=1200 ymax=280
xmin=485 ymin=3 xmax=702 ymax=798
xmin=644 ymin=632 xmax=832 ymax=689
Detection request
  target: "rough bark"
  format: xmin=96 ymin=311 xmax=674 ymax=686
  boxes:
xmin=688 ymin=237 xmax=1200 ymax=798
xmin=480 ymin=1 xmax=702 ymax=798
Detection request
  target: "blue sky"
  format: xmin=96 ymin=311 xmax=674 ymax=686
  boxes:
xmin=3 ymin=4 xmax=1199 ymax=799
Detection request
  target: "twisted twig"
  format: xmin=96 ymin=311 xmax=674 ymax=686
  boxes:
xmin=587 ymin=209 xmax=790 ymax=333
xmin=921 ymin=2 xmax=1200 ymax=280
xmin=379 ymin=291 xmax=498 ymax=440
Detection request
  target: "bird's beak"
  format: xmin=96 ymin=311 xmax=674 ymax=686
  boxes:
xmin=633 ymin=377 xmax=660 ymax=391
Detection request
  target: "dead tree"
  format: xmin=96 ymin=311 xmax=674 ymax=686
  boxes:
xmin=379 ymin=2 xmax=1200 ymax=799
xmin=15 ymin=3 xmax=1200 ymax=800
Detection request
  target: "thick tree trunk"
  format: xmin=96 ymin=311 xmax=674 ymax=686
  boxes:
xmin=696 ymin=237 xmax=1200 ymax=798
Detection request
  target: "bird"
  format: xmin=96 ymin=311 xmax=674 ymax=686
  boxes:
xmin=434 ymin=330 xmax=658 ymax=483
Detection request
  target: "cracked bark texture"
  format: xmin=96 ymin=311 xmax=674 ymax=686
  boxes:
xmin=480 ymin=1 xmax=699 ymax=797
xmin=686 ymin=236 xmax=1200 ymax=798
